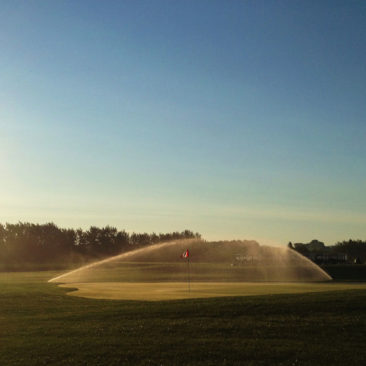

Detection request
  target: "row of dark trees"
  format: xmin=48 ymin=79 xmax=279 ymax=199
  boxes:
xmin=0 ymin=222 xmax=201 ymax=270
xmin=332 ymin=240 xmax=366 ymax=263
xmin=289 ymin=239 xmax=366 ymax=264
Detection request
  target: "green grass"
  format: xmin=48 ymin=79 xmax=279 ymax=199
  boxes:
xmin=323 ymin=264 xmax=366 ymax=281
xmin=60 ymin=281 xmax=366 ymax=301
xmin=1 ymin=271 xmax=366 ymax=365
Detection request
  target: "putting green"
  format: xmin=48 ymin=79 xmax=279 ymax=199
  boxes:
xmin=59 ymin=282 xmax=366 ymax=301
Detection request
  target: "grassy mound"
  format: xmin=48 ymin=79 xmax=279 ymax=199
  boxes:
xmin=60 ymin=281 xmax=366 ymax=301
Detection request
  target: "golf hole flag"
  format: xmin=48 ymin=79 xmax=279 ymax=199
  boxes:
xmin=181 ymin=249 xmax=189 ymax=259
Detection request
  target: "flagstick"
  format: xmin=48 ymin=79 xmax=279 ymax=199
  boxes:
xmin=187 ymin=257 xmax=190 ymax=294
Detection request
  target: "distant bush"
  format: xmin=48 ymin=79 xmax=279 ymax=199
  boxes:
xmin=292 ymin=239 xmax=366 ymax=265
xmin=0 ymin=222 xmax=201 ymax=271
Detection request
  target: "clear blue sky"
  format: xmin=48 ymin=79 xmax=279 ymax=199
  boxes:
xmin=1 ymin=0 xmax=365 ymax=245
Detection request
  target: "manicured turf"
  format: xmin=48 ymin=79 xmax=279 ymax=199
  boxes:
xmin=52 ymin=261 xmax=358 ymax=301
xmin=60 ymin=281 xmax=366 ymax=301
xmin=1 ymin=271 xmax=366 ymax=365
xmin=323 ymin=264 xmax=366 ymax=281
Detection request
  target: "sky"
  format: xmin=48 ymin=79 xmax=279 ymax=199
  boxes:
xmin=1 ymin=0 xmax=365 ymax=245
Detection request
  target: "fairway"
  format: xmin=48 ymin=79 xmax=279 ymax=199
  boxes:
xmin=2 ymin=271 xmax=366 ymax=365
xmin=60 ymin=281 xmax=366 ymax=301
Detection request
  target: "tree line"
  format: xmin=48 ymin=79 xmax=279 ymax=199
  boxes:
xmin=288 ymin=239 xmax=366 ymax=264
xmin=0 ymin=222 xmax=201 ymax=270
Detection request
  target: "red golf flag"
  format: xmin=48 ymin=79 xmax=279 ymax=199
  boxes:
xmin=181 ymin=249 xmax=189 ymax=259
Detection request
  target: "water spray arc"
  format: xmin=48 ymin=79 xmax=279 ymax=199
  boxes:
xmin=48 ymin=239 xmax=198 ymax=283
xmin=49 ymin=239 xmax=331 ymax=284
